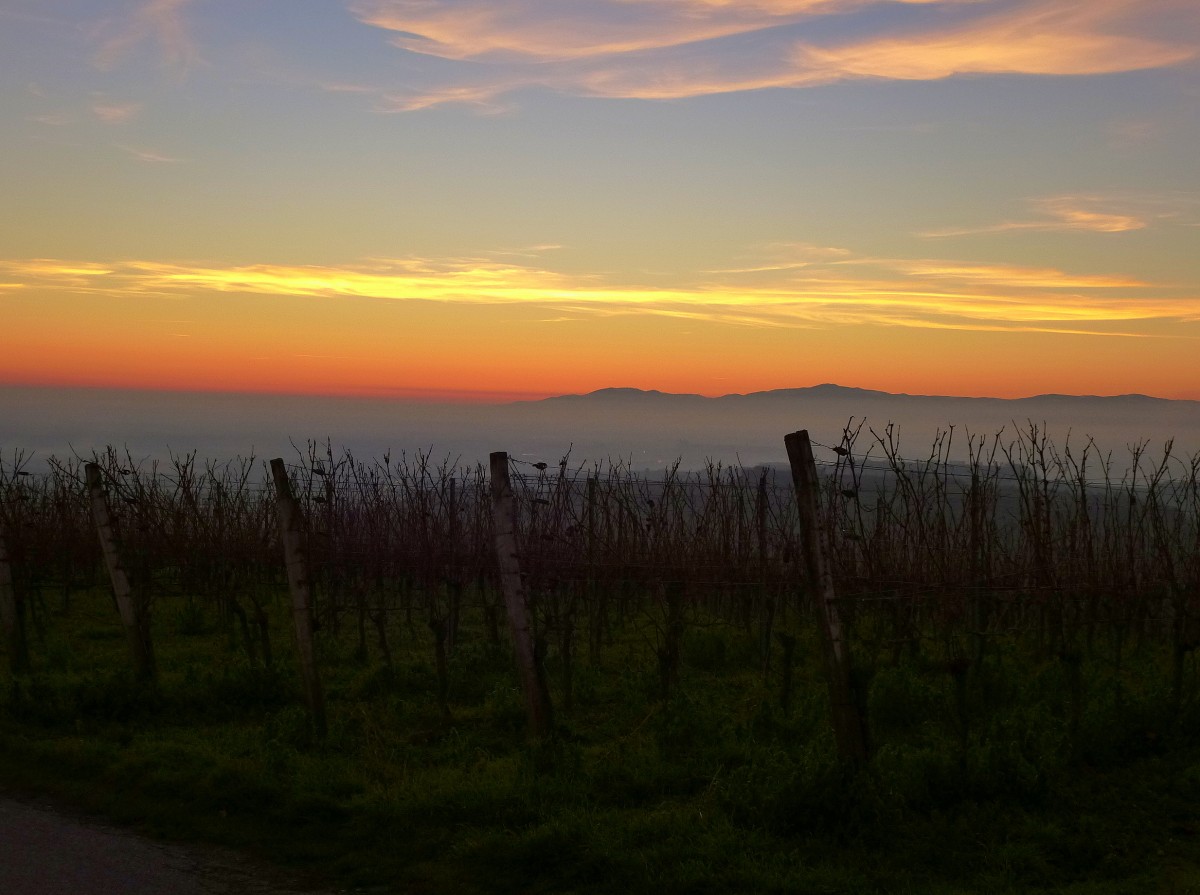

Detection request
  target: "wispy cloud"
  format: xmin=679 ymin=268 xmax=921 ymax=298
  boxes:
xmin=94 ymin=0 xmax=199 ymax=73
xmin=344 ymin=0 xmax=1199 ymax=109
xmin=4 ymin=248 xmax=1196 ymax=336
xmin=884 ymin=258 xmax=1146 ymax=288
xmin=115 ymin=143 xmax=185 ymax=163
xmin=792 ymin=0 xmax=1196 ymax=81
xmin=349 ymin=0 xmax=846 ymax=63
xmin=0 ymin=9 xmax=77 ymax=28
xmin=92 ymin=100 xmax=143 ymax=123
xmin=705 ymin=243 xmax=853 ymax=274
xmin=29 ymin=113 xmax=72 ymax=127
xmin=1 ymin=260 xmax=117 ymax=285
xmin=483 ymin=244 xmax=566 ymax=260
xmin=376 ymin=82 xmax=517 ymax=114
xmin=921 ymin=193 xmax=1200 ymax=237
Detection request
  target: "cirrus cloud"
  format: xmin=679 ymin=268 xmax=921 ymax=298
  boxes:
xmin=91 ymin=100 xmax=143 ymax=122
xmin=921 ymin=193 xmax=1200 ymax=237
xmin=345 ymin=0 xmax=1199 ymax=109
xmin=93 ymin=0 xmax=199 ymax=73
xmin=3 ymin=246 xmax=1196 ymax=337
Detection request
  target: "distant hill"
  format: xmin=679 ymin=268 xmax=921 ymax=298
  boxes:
xmin=516 ymin=384 xmax=1200 ymax=466
xmin=538 ymin=387 xmax=707 ymax=403
xmin=534 ymin=384 xmax=1192 ymax=408
xmin=3 ymin=384 xmax=1197 ymax=472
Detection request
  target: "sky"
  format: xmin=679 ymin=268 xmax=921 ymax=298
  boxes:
xmin=2 ymin=0 xmax=1199 ymax=403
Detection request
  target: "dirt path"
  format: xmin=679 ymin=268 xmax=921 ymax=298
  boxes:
xmin=0 ymin=795 xmax=342 ymax=894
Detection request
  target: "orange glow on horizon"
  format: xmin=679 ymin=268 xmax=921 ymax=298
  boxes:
xmin=3 ymin=250 xmax=1198 ymax=404
xmin=4 ymin=322 xmax=1199 ymax=404
xmin=5 ymin=369 xmax=1198 ymax=403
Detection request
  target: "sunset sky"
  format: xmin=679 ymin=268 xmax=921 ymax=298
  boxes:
xmin=2 ymin=0 xmax=1199 ymax=402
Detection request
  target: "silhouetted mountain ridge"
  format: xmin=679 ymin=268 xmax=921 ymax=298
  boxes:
xmin=540 ymin=387 xmax=705 ymax=402
xmin=534 ymin=385 xmax=1193 ymax=406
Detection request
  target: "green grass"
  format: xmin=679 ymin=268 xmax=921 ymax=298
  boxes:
xmin=4 ymin=587 xmax=1200 ymax=894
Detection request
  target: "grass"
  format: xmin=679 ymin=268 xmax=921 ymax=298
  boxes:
xmin=4 ymin=584 xmax=1200 ymax=894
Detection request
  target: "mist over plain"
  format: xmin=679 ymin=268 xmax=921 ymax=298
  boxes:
xmin=3 ymin=384 xmax=1198 ymax=474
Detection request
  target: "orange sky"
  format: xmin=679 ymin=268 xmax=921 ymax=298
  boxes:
xmin=2 ymin=1 xmax=1199 ymax=402
xmin=3 ymin=255 xmax=1198 ymax=400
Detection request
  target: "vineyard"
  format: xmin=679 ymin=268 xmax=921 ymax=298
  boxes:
xmin=2 ymin=422 xmax=1200 ymax=892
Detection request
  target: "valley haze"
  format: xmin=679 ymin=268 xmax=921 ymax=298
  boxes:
xmin=2 ymin=384 xmax=1198 ymax=473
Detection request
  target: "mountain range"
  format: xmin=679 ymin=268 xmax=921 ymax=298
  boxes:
xmin=2 ymin=384 xmax=1197 ymax=471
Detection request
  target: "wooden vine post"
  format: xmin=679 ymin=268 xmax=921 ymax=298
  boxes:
xmin=86 ymin=462 xmax=156 ymax=683
xmin=270 ymin=458 xmax=327 ymax=739
xmin=784 ymin=430 xmax=869 ymax=769
xmin=0 ymin=512 xmax=30 ymax=675
xmin=489 ymin=451 xmax=554 ymax=739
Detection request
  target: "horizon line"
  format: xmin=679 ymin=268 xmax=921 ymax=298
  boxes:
xmin=2 ymin=379 xmax=1196 ymax=405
